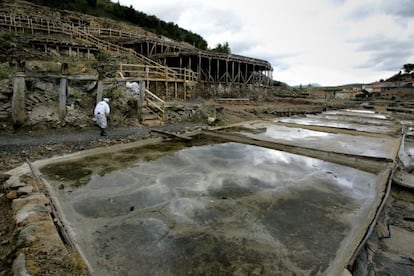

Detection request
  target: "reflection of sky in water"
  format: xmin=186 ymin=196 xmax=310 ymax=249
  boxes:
xmin=404 ymin=140 xmax=414 ymax=158
xmin=52 ymin=141 xmax=381 ymax=276
xmin=275 ymin=117 xmax=394 ymax=134
xmin=262 ymin=125 xmax=330 ymax=141
xmin=344 ymin=109 xmax=375 ymax=114
xmin=75 ymin=142 xmax=377 ymax=205
xmin=329 ymin=109 xmax=388 ymax=119
xmin=238 ymin=124 xmax=396 ymax=159
xmin=320 ymin=115 xmax=392 ymax=126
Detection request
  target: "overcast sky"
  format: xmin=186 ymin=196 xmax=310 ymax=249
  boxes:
xmin=118 ymin=0 xmax=414 ymax=86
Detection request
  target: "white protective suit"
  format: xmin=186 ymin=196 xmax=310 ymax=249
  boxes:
xmin=126 ymin=81 xmax=140 ymax=96
xmin=94 ymin=98 xmax=110 ymax=130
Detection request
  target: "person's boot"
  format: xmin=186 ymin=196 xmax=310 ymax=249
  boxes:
xmin=101 ymin=128 xmax=107 ymax=136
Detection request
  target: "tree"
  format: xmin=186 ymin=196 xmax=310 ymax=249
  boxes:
xmin=402 ymin=63 xmax=414 ymax=74
xmin=210 ymin=42 xmax=231 ymax=54
xmin=87 ymin=0 xmax=97 ymax=7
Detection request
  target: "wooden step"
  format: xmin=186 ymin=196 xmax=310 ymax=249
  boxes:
xmin=142 ymin=113 xmax=161 ymax=120
xmin=142 ymin=119 xmax=164 ymax=127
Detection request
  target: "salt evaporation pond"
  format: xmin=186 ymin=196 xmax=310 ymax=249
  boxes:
xmin=41 ymin=140 xmax=384 ymax=275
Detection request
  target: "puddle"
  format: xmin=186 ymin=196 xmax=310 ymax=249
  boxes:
xmin=41 ymin=141 xmax=382 ymax=275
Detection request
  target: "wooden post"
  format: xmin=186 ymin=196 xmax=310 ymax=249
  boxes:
xmin=232 ymin=61 xmax=235 ymax=83
xmin=226 ymin=60 xmax=229 ymax=82
xmin=245 ymin=64 xmax=248 ymax=85
xmin=238 ymin=62 xmax=241 ymax=83
xmin=12 ymin=72 xmax=27 ymax=126
xmin=59 ymin=78 xmax=67 ymax=122
xmin=216 ymin=59 xmax=220 ymax=82
xmin=184 ymin=70 xmax=187 ymax=100
xmin=198 ymin=55 xmax=201 ymax=76
xmin=96 ymin=80 xmax=103 ymax=103
xmin=138 ymin=80 xmax=145 ymax=122
xmin=208 ymin=58 xmax=211 ymax=81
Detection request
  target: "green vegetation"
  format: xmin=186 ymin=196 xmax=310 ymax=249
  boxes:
xmin=386 ymin=64 xmax=414 ymax=82
xmin=210 ymin=42 xmax=231 ymax=54
xmin=26 ymin=0 xmax=208 ymax=50
xmin=402 ymin=63 xmax=414 ymax=74
xmin=0 ymin=65 xmax=17 ymax=79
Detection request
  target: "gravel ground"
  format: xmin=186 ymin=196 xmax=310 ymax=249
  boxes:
xmin=0 ymin=123 xmax=203 ymax=171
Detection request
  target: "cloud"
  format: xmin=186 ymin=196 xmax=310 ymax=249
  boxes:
xmin=125 ymin=1 xmax=242 ymax=39
xmin=352 ymin=36 xmax=413 ymax=71
xmin=379 ymin=0 xmax=414 ymax=18
xmin=120 ymin=0 xmax=413 ymax=86
xmin=327 ymin=0 xmax=346 ymax=5
xmin=347 ymin=0 xmax=414 ymax=20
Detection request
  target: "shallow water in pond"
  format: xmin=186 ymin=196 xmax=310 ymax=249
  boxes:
xmin=234 ymin=123 xmax=399 ymax=160
xmin=41 ymin=141 xmax=381 ymax=275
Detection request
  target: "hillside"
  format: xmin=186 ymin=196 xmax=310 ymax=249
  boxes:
xmin=25 ymin=0 xmax=209 ymax=50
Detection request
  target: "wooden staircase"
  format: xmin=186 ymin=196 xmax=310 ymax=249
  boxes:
xmin=0 ymin=13 xmax=188 ymax=82
xmin=142 ymin=88 xmax=165 ymax=126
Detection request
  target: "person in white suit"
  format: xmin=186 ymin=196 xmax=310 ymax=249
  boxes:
xmin=94 ymin=98 xmax=110 ymax=136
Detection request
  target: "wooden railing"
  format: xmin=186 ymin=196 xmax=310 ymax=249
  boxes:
xmin=119 ymin=63 xmax=198 ymax=82
xmin=0 ymin=13 xmax=72 ymax=36
xmin=0 ymin=13 xmax=186 ymax=81
xmin=145 ymin=88 xmax=165 ymax=120
xmin=81 ymin=27 xmax=196 ymax=51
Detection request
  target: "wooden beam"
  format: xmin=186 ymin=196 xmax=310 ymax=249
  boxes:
xmin=150 ymin=128 xmax=192 ymax=141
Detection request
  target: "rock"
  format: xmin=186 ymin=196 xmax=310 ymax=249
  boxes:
xmin=49 ymin=49 xmax=60 ymax=56
xmin=6 ymin=190 xmax=17 ymax=200
xmin=0 ymin=77 xmax=10 ymax=86
xmin=0 ymin=102 xmax=11 ymax=109
xmin=16 ymin=224 xmax=38 ymax=249
xmin=17 ymin=185 xmax=33 ymax=196
xmin=207 ymin=116 xmax=217 ymax=125
xmin=0 ymin=111 xmax=9 ymax=119
xmin=15 ymin=204 xmax=50 ymax=226
xmin=0 ymin=239 xmax=9 ymax=245
xmin=26 ymin=95 xmax=40 ymax=104
xmin=34 ymin=81 xmax=54 ymax=92
xmin=0 ymin=173 xmax=10 ymax=183
xmin=376 ymin=222 xmax=389 ymax=238
xmin=11 ymin=181 xmax=25 ymax=190
xmin=3 ymin=88 xmax=13 ymax=95
xmin=12 ymin=253 xmax=30 ymax=276
xmin=12 ymin=193 xmax=49 ymax=214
